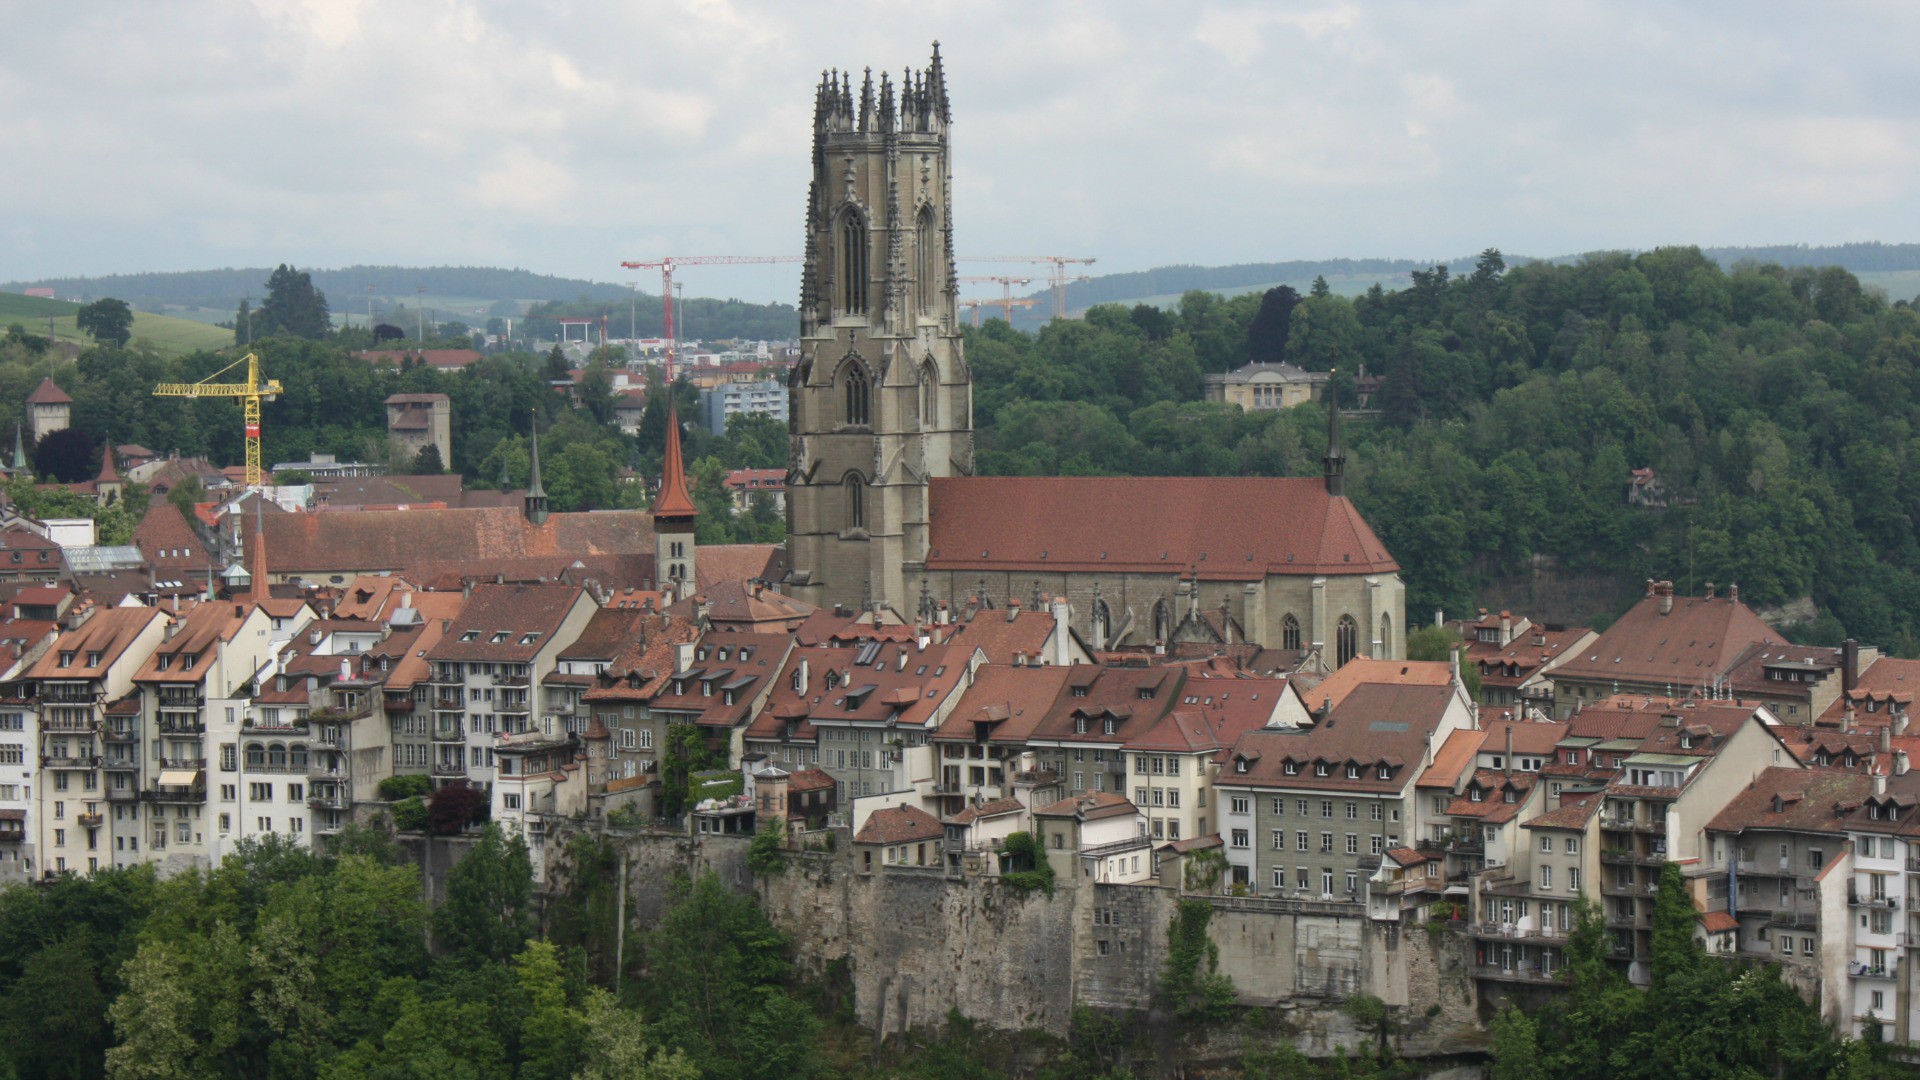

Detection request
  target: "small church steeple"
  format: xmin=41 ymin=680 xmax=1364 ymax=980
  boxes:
xmin=249 ymin=493 xmax=269 ymax=604
xmin=653 ymin=401 xmax=698 ymax=599
xmin=524 ymin=410 xmax=549 ymax=526
xmin=1322 ymin=374 xmax=1345 ymax=498
xmin=10 ymin=423 xmax=23 ymax=472
xmin=94 ymin=435 xmax=121 ymax=505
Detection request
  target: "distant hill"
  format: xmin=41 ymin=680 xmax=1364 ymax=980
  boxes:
xmin=1039 ymin=241 xmax=1920 ymax=325
xmin=1 ymin=265 xmax=635 ymax=313
xmin=0 ymin=291 xmax=231 ymax=356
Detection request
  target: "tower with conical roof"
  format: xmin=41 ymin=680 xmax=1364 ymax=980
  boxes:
xmin=25 ymin=377 xmax=70 ymax=444
xmin=785 ymin=43 xmax=971 ymax=616
xmin=524 ymin=411 xmax=549 ymax=526
xmin=94 ymin=436 xmax=122 ymax=505
xmin=249 ymin=493 xmax=270 ymax=604
xmin=653 ymin=402 xmax=698 ymax=599
xmin=1322 ymin=373 xmax=1345 ymax=498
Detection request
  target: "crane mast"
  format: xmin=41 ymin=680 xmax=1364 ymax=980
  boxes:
xmin=152 ymin=352 xmax=284 ymax=489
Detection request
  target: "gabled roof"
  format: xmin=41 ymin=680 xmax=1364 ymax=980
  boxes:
xmin=934 ymin=664 xmax=1074 ymax=745
xmin=945 ymin=607 xmax=1059 ymax=665
xmin=1221 ymin=682 xmax=1456 ymax=793
xmin=425 ymin=584 xmax=586 ymax=663
xmin=134 ymin=602 xmax=253 ymax=683
xmin=696 ymin=544 xmax=786 ymax=591
xmin=1706 ymin=766 xmax=1868 ymax=836
xmin=948 ymin=796 xmax=1025 ymax=825
xmin=27 ymin=607 xmax=166 ymax=680
xmin=1446 ymin=770 xmax=1537 ymax=824
xmin=1301 ymin=657 xmax=1453 ymax=712
xmin=1820 ymin=657 xmax=1920 ymax=726
xmin=1034 ymin=790 xmax=1137 ymax=821
xmin=924 ymin=476 xmax=1397 ymax=579
xmin=1417 ymin=728 xmax=1486 ymax=790
xmin=1523 ymin=794 xmax=1603 ymax=831
xmin=854 ymin=804 xmax=944 ymax=845
xmin=1550 ymin=592 xmax=1786 ymax=687
xmin=261 ymin=506 xmax=654 ymax=576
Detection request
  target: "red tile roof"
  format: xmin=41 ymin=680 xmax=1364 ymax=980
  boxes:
xmin=1550 ymin=593 xmax=1786 ymax=687
xmin=1821 ymin=657 xmax=1920 ymax=726
xmin=924 ymin=476 xmax=1397 ymax=579
xmin=934 ymin=664 xmax=1076 ymax=745
xmin=261 ymin=506 xmax=654 ymax=576
xmin=945 ymin=608 xmax=1060 ymax=666
xmin=1222 ymin=683 xmax=1458 ymax=793
xmin=26 ymin=607 xmax=165 ymax=680
xmin=695 ymin=544 xmax=786 ymax=590
xmin=1302 ymin=657 xmax=1454 ymax=712
xmin=1706 ymin=766 xmax=1869 ymax=836
xmin=1035 ymin=790 xmax=1137 ymax=821
xmin=25 ymin=378 xmax=70 ymax=405
xmin=652 ymin=405 xmax=697 ymax=519
xmin=854 ymin=804 xmax=944 ymax=845
xmin=1523 ymin=794 xmax=1603 ymax=831
xmin=132 ymin=505 xmax=212 ymax=579
xmin=426 ymin=584 xmax=588 ymax=663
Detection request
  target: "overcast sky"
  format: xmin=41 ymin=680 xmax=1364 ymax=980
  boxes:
xmin=4 ymin=0 xmax=1917 ymax=303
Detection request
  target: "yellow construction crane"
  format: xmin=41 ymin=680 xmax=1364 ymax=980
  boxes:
xmin=152 ymin=352 xmax=283 ymax=488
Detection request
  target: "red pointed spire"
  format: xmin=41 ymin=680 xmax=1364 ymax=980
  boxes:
xmin=95 ymin=438 xmax=119 ymax=484
xmin=249 ymin=499 xmax=270 ymax=605
xmin=653 ymin=401 xmax=698 ymax=520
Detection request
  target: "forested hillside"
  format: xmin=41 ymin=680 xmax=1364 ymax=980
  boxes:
xmin=968 ymin=249 xmax=1920 ymax=652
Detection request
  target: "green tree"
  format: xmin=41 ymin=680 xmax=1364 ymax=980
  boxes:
xmin=1647 ymin=861 xmax=1699 ymax=993
xmin=257 ymin=265 xmax=332 ymax=340
xmin=545 ymin=442 xmax=618 ymax=512
xmin=512 ymin=941 xmax=584 ymax=1080
xmin=434 ymin=824 xmax=534 ymax=965
xmin=575 ymin=989 xmax=697 ymax=1080
xmin=104 ymin=943 xmax=194 ymax=1080
xmin=411 ymin=443 xmax=445 ymax=474
xmin=1488 ymin=1006 xmax=1542 ymax=1080
xmin=77 ymin=298 xmax=134 ymax=348
xmin=3 ymin=933 xmax=110 ymax=1079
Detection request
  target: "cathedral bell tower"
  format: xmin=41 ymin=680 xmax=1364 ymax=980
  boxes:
xmin=785 ymin=44 xmax=973 ymax=616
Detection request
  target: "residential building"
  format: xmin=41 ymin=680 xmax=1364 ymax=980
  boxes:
xmin=1454 ymin=609 xmax=1596 ymax=713
xmin=425 ymin=584 xmax=599 ymax=791
xmin=25 ymin=377 xmax=71 ymax=443
xmin=1202 ymin=361 xmax=1329 ymax=412
xmin=853 ymin=803 xmax=945 ymax=872
xmin=24 ymin=607 xmax=170 ymax=876
xmin=700 ymin=379 xmax=788 ymax=435
xmin=384 ymin=393 xmax=452 ymax=469
xmin=1721 ymin=638 xmax=1870 ymax=727
xmin=1217 ymin=673 xmax=1474 ymax=902
xmin=1034 ymin=791 xmax=1151 ymax=884
xmin=723 ymin=469 xmax=787 ymax=514
xmin=1547 ymin=581 xmax=1785 ymax=718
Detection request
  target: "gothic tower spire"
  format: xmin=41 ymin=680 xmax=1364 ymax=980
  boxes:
xmin=524 ymin=410 xmax=549 ymax=525
xmin=1323 ymin=373 xmax=1346 ymax=498
xmin=786 ymin=43 xmax=971 ymax=616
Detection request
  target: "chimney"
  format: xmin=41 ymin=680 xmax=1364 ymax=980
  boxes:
xmin=1007 ymin=599 xmax=1021 ymax=624
xmin=1645 ymin=579 xmax=1656 ymax=598
xmin=1434 ymin=608 xmax=1444 ymax=628
xmin=163 ymin=619 xmax=178 ymax=642
xmin=310 ymin=627 xmax=323 ymax=646
xmin=1658 ymin=581 xmax=1673 ymax=616
xmin=1843 ymin=638 xmax=1860 ymax=697
xmin=1499 ymin=611 xmax=1512 ymax=645
xmin=1881 ymin=724 xmax=1892 ymax=758
xmin=1899 ymin=750 xmax=1910 ymax=777
xmin=898 ymin=648 xmax=908 ymax=672
xmin=340 ymin=658 xmax=351 ymax=682
xmin=674 ymin=642 xmax=696 ymax=674
xmin=1876 ymin=769 xmax=1888 ymax=797
xmin=1504 ymin=724 xmax=1514 ymax=778
xmin=1729 ymin=583 xmax=1739 ymax=604
xmin=1703 ymin=581 xmax=1714 ymax=599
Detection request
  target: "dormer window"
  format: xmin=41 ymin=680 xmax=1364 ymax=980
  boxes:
xmin=519 ymin=633 xmax=540 ymax=646
xmin=1137 ymin=687 xmax=1154 ymax=701
xmin=1470 ymin=787 xmax=1485 ymax=802
xmin=1235 ymin=758 xmax=1249 ymax=773
xmin=1074 ymin=717 xmax=1088 ymax=735
xmin=1845 ymin=755 xmax=1858 ymax=768
xmin=460 ymin=631 xmax=480 ymax=642
xmin=1314 ymin=762 xmax=1329 ymax=777
xmin=86 ymin=652 xmax=101 ymax=667
xmin=1504 ymin=788 xmax=1517 ymax=804
xmin=1377 ymin=765 xmax=1391 ymax=779
xmin=825 ymin=671 xmax=840 ymax=690
xmin=1678 ymin=735 xmax=1694 ymax=749
xmin=182 ymin=654 xmax=196 ymax=672
xmin=791 ymin=670 xmax=804 ymax=692
xmin=490 ymin=632 xmax=510 ymax=644
xmin=58 ymin=651 xmax=73 ymax=668
xmin=156 ymin=655 xmax=171 ymax=671
xmin=1284 ymin=761 xmax=1299 ymax=775
xmin=1346 ymin=764 xmax=1360 ymax=779
xmin=1102 ymin=718 xmax=1117 ymax=736
xmin=1072 ymin=686 xmax=1088 ymax=698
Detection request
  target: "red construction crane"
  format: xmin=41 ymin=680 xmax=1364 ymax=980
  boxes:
xmin=618 ymin=256 xmax=802 ymax=380
xmin=957 ymin=275 xmax=1034 ymax=325
xmin=961 ymin=256 xmax=1096 ymax=319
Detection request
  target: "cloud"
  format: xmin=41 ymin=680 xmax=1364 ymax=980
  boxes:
xmin=1 ymin=1 xmax=1918 ymax=297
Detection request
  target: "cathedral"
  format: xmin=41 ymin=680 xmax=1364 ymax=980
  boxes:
xmin=784 ymin=46 xmax=1405 ymax=665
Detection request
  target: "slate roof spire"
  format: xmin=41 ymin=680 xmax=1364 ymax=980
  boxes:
xmin=525 ymin=410 xmax=549 ymax=526
xmin=1323 ymin=371 xmax=1346 ymax=498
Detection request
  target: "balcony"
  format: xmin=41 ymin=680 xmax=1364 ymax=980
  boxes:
xmin=1473 ymin=964 xmax=1562 ymax=985
xmin=0 ymin=825 xmax=24 ymax=843
xmin=105 ymin=788 xmax=140 ymax=803
xmin=308 ymin=764 xmax=348 ymax=781
xmin=38 ymin=684 xmax=99 ymax=705
xmin=42 ymin=754 xmax=100 ymax=770
xmin=155 ymin=717 xmax=206 ymax=735
xmin=1605 ymin=912 xmax=1644 ymax=930
xmin=308 ymin=793 xmax=348 ymax=810
xmin=1601 ymin=876 xmax=1641 ymax=897
xmin=145 ymin=788 xmax=203 ymax=804
xmin=1850 ymin=893 xmax=1900 ymax=910
xmin=431 ymin=725 xmax=465 ymax=743
xmin=156 ymin=689 xmax=205 ymax=709
xmin=76 ymin=812 xmax=103 ymax=828
xmin=496 ymin=699 xmax=531 ymax=715
xmin=40 ymin=715 xmax=97 ymax=733
xmin=1851 ymin=963 xmax=1897 ymax=980
xmin=1443 ymin=834 xmax=1486 ymax=855
xmin=433 ymin=696 xmax=464 ymax=712
xmin=932 ymin=780 xmax=965 ymax=796
xmin=1768 ymin=909 xmax=1819 ymax=930
xmin=158 ymin=757 xmax=207 ymax=771
xmin=1474 ymin=923 xmax=1569 ymax=943
xmin=495 ymin=672 xmax=531 ymax=687
xmin=101 ymin=728 xmax=137 ymax=743
xmin=384 ymin=696 xmax=415 ymax=714
xmin=309 ymin=705 xmax=371 ymax=724
xmin=431 ymin=761 xmax=466 ymax=777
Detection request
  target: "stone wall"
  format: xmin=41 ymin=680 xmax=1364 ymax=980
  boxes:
xmin=543 ymin=826 xmax=1487 ymax=1059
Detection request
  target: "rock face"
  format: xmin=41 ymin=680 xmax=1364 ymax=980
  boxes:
xmin=543 ymin=824 xmax=1488 ymax=1063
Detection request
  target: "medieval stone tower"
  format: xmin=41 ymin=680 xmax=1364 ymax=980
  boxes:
xmin=785 ymin=45 xmax=973 ymax=615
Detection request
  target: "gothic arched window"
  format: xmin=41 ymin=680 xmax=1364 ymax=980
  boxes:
xmin=1153 ymin=600 xmax=1170 ymax=643
xmin=920 ymin=361 xmax=939 ymax=431
xmin=844 ymin=472 xmax=866 ymax=531
xmin=1281 ymin=614 xmax=1301 ymax=651
xmin=1336 ymin=616 xmax=1359 ymax=668
xmin=1378 ymin=614 xmax=1393 ymax=660
xmin=840 ymin=210 xmax=869 ymax=316
xmin=842 ymin=362 xmax=870 ymax=427
xmin=1091 ymin=600 xmax=1112 ymax=650
xmin=915 ymin=205 xmax=938 ymax=314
